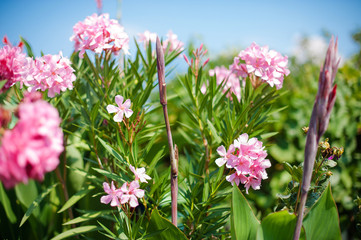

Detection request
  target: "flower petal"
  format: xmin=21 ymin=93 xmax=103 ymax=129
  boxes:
xmin=113 ymin=111 xmax=124 ymax=122
xmin=106 ymin=104 xmax=118 ymax=113
xmin=115 ymin=95 xmax=124 ymax=107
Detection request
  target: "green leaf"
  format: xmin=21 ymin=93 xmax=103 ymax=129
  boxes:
xmin=146 ymin=209 xmax=188 ymax=240
xmin=57 ymin=184 xmax=95 ymax=213
xmin=50 ymin=225 xmax=99 ymax=240
xmin=0 ymin=182 xmax=17 ymax=223
xmin=0 ymin=80 xmax=7 ymax=89
xmin=303 ymin=183 xmax=341 ymax=240
xmin=256 ymin=210 xmax=300 ymax=240
xmin=63 ymin=211 xmax=104 ymax=225
xmin=231 ymin=185 xmax=260 ymax=240
xmin=20 ymin=183 xmax=58 ymax=227
xmin=97 ymin=137 xmax=127 ymax=165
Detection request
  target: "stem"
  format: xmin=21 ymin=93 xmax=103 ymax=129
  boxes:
xmin=156 ymin=37 xmax=178 ymax=226
xmin=55 ymin=167 xmax=75 ymax=228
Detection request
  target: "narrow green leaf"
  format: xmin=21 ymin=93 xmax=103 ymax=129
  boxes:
xmin=231 ymin=185 xmax=260 ymax=240
xmin=50 ymin=225 xmax=99 ymax=240
xmin=0 ymin=80 xmax=7 ymax=89
xmin=207 ymin=119 xmax=222 ymax=144
xmin=256 ymin=210 xmax=300 ymax=240
xmin=97 ymin=137 xmax=127 ymax=165
xmin=58 ymin=185 xmax=95 ymax=213
xmin=20 ymin=183 xmax=58 ymax=227
xmin=303 ymin=183 xmax=341 ymax=240
xmin=146 ymin=209 xmax=188 ymax=240
xmin=259 ymin=132 xmax=278 ymax=140
xmin=0 ymin=183 xmax=17 ymax=223
xmin=63 ymin=211 xmax=104 ymax=225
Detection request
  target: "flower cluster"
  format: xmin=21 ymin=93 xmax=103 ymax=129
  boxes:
xmin=0 ymin=37 xmax=28 ymax=90
xmin=70 ymin=13 xmax=130 ymax=58
xmin=24 ymin=52 xmax=76 ymax=97
xmin=216 ymin=133 xmax=271 ymax=194
xmin=0 ymin=95 xmax=63 ymax=189
xmin=101 ymin=165 xmax=151 ymax=208
xmin=231 ymin=42 xmax=290 ymax=89
xmin=106 ymin=95 xmax=133 ymax=122
xmin=162 ymin=30 xmax=184 ymax=53
xmin=208 ymin=66 xmax=241 ymax=101
xmin=137 ymin=30 xmax=157 ymax=48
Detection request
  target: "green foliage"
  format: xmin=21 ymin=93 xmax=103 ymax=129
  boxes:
xmin=231 ymin=186 xmax=260 ymax=240
xmin=146 ymin=209 xmax=188 ymax=240
xmin=303 ymin=183 xmax=342 ymax=240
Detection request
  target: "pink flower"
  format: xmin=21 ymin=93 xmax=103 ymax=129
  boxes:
xmin=231 ymin=42 xmax=290 ymax=89
xmin=129 ymin=164 xmax=151 ymax=183
xmin=209 ymin=66 xmax=241 ymax=101
xmin=137 ymin=30 xmax=157 ymax=48
xmin=0 ymin=36 xmax=29 ymax=90
xmin=24 ymin=52 xmax=76 ymax=97
xmin=70 ymin=13 xmax=129 ymax=58
xmin=216 ymin=133 xmax=271 ymax=194
xmin=162 ymin=30 xmax=184 ymax=53
xmin=0 ymin=97 xmax=63 ymax=189
xmin=100 ymin=181 xmax=122 ymax=207
xmin=106 ymin=95 xmax=133 ymax=122
xmin=215 ymin=144 xmax=236 ymax=167
xmin=120 ymin=181 xmax=145 ymax=208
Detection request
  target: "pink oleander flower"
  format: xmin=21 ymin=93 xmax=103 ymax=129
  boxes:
xmin=120 ymin=181 xmax=145 ymax=208
xmin=162 ymin=30 xmax=184 ymax=53
xmin=106 ymin=95 xmax=133 ymax=122
xmin=215 ymin=144 xmax=236 ymax=168
xmin=209 ymin=66 xmax=241 ymax=101
xmin=0 ymin=96 xmax=63 ymax=189
xmin=100 ymin=181 xmax=122 ymax=207
xmin=129 ymin=164 xmax=152 ymax=183
xmin=137 ymin=30 xmax=157 ymax=48
xmin=0 ymin=36 xmax=29 ymax=90
xmin=230 ymin=42 xmax=290 ymax=89
xmin=70 ymin=13 xmax=129 ymax=58
xmin=24 ymin=52 xmax=76 ymax=97
xmin=216 ymin=133 xmax=271 ymax=194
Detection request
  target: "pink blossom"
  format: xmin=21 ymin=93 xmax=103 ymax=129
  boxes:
xmin=129 ymin=164 xmax=152 ymax=183
xmin=231 ymin=42 xmax=290 ymax=89
xmin=0 ymin=36 xmax=29 ymax=90
xmin=216 ymin=133 xmax=270 ymax=194
xmin=0 ymin=97 xmax=63 ymax=189
xmin=120 ymin=181 xmax=145 ymax=208
xmin=24 ymin=52 xmax=76 ymax=97
xmin=106 ymin=95 xmax=133 ymax=122
xmin=100 ymin=181 xmax=122 ymax=207
xmin=162 ymin=30 xmax=184 ymax=53
xmin=215 ymin=144 xmax=236 ymax=167
xmin=70 ymin=13 xmax=129 ymax=58
xmin=209 ymin=66 xmax=241 ymax=101
xmin=137 ymin=30 xmax=157 ymax=48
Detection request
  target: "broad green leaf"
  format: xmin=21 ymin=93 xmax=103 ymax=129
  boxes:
xmin=146 ymin=209 xmax=188 ymax=240
xmin=15 ymin=180 xmax=39 ymax=218
xmin=256 ymin=210 xmax=299 ymax=240
xmin=0 ymin=182 xmax=17 ymax=223
xmin=303 ymin=183 xmax=341 ymax=240
xmin=58 ymin=185 xmax=95 ymax=213
xmin=50 ymin=225 xmax=99 ymax=240
xmin=231 ymin=185 xmax=260 ymax=240
xmin=20 ymin=183 xmax=58 ymax=227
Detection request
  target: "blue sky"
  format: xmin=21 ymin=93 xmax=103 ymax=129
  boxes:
xmin=1 ymin=0 xmax=361 ymax=60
